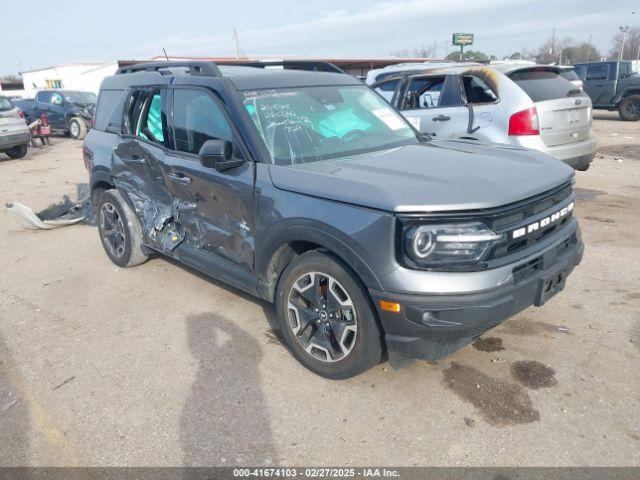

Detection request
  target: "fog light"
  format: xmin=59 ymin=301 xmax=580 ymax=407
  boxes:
xmin=422 ymin=311 xmax=434 ymax=322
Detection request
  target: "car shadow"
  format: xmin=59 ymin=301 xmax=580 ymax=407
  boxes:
xmin=180 ymin=312 xmax=277 ymax=466
xmin=162 ymin=256 xmax=282 ymax=333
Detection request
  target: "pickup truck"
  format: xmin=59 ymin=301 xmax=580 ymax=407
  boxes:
xmin=573 ymin=61 xmax=640 ymax=121
xmin=17 ymin=90 xmax=97 ymax=139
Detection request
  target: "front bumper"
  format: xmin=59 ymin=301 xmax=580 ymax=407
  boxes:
xmin=0 ymin=131 xmax=29 ymax=150
xmin=370 ymin=224 xmax=584 ymax=361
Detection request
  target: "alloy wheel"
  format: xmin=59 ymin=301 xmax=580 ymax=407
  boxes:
xmin=70 ymin=121 xmax=80 ymax=138
xmin=99 ymin=202 xmax=126 ymax=258
xmin=625 ymin=99 xmax=640 ymax=116
xmin=287 ymin=272 xmax=357 ymax=362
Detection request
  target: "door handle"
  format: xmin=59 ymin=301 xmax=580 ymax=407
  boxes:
xmin=121 ymin=154 xmax=145 ymax=165
xmin=168 ymin=172 xmax=192 ymax=185
xmin=432 ymin=115 xmax=451 ymax=122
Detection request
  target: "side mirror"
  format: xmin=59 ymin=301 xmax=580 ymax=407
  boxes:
xmin=105 ymin=123 xmax=121 ymax=134
xmin=199 ymin=139 xmax=244 ymax=171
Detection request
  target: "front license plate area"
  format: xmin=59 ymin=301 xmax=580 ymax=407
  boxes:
xmin=535 ymin=266 xmax=568 ymax=306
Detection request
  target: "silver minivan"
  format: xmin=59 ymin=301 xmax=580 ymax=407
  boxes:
xmin=0 ymin=96 xmax=30 ymax=159
xmin=367 ymin=63 xmax=597 ymax=171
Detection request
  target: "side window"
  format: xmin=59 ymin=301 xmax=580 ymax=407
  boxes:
xmin=173 ymin=89 xmax=232 ymax=155
xmin=403 ymin=76 xmax=446 ymax=110
xmin=124 ymin=89 xmax=167 ymax=146
xmin=462 ymin=75 xmax=498 ymax=104
xmin=586 ymin=65 xmax=608 ymax=81
xmin=51 ymin=93 xmax=63 ymax=105
xmin=373 ymin=79 xmax=401 ymax=104
xmin=619 ymin=63 xmax=631 ymax=79
xmin=94 ymin=90 xmax=126 ymax=132
xmin=37 ymin=91 xmax=52 ymax=103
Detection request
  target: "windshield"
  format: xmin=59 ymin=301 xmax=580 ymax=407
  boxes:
xmin=63 ymin=91 xmax=97 ymax=104
xmin=242 ymin=85 xmax=419 ymax=165
xmin=0 ymin=97 xmax=13 ymax=111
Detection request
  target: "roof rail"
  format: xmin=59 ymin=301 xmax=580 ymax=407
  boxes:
xmin=217 ymin=60 xmax=344 ymax=74
xmin=116 ymin=61 xmax=221 ymax=76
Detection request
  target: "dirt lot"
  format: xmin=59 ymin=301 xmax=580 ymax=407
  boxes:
xmin=1 ymin=111 xmax=639 ymax=467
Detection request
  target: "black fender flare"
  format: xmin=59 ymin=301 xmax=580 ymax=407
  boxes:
xmin=613 ymin=87 xmax=640 ymax=105
xmin=89 ymin=168 xmax=114 ymax=191
xmin=256 ymin=219 xmax=384 ymax=301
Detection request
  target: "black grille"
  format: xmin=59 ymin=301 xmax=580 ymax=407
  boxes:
xmin=482 ymin=182 xmax=574 ymax=262
xmin=485 ymin=182 xmax=572 ymax=231
xmin=490 ymin=214 xmax=573 ymax=260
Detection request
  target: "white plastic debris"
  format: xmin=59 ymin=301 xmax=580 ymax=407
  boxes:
xmin=5 ymin=201 xmax=84 ymax=229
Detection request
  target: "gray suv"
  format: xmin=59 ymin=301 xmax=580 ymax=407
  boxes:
xmin=84 ymin=61 xmax=584 ymax=379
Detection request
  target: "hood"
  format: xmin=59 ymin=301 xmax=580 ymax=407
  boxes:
xmin=268 ymin=140 xmax=574 ymax=213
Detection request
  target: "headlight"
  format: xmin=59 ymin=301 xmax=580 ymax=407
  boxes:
xmin=404 ymin=222 xmax=503 ymax=268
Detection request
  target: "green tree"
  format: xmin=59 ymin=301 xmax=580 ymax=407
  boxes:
xmin=562 ymin=42 xmax=601 ymax=64
xmin=445 ymin=50 xmax=489 ymax=61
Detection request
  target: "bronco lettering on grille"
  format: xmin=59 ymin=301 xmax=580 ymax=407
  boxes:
xmin=511 ymin=202 xmax=574 ymax=240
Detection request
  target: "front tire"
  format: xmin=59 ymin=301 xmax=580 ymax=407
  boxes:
xmin=5 ymin=144 xmax=28 ymax=159
xmin=275 ymin=251 xmax=383 ymax=379
xmin=618 ymin=95 xmax=640 ymax=121
xmin=69 ymin=117 xmax=87 ymax=139
xmin=96 ymin=189 xmax=148 ymax=268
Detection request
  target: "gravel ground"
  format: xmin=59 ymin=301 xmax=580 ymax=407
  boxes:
xmin=0 ymin=111 xmax=638 ymax=466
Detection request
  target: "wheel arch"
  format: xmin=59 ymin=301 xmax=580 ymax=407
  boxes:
xmin=614 ymin=88 xmax=640 ymax=104
xmin=256 ymin=222 xmax=384 ymax=302
xmin=89 ymin=170 xmax=115 ymax=206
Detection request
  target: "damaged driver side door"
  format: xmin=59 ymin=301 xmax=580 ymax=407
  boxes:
xmin=112 ymin=87 xmax=184 ymax=254
xmin=161 ymin=86 xmax=256 ymax=272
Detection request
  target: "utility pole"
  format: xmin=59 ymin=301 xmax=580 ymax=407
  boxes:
xmin=586 ymin=34 xmax=592 ymax=62
xmin=551 ymin=27 xmax=556 ymax=59
xmin=233 ymin=27 xmax=240 ymax=60
xmin=619 ymin=25 xmax=630 ymax=60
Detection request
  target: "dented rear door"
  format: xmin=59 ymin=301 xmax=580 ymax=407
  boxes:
xmin=162 ymin=86 xmax=256 ymax=271
xmin=112 ymin=87 xmax=187 ymax=254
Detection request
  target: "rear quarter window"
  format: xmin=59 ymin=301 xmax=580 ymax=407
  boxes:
xmin=509 ymin=69 xmax=581 ymax=102
xmin=560 ymin=70 xmax=580 ymax=82
xmin=94 ymin=90 xmax=125 ymax=132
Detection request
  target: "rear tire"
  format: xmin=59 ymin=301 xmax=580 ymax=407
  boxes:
xmin=618 ymin=95 xmax=640 ymax=121
xmin=5 ymin=144 xmax=28 ymax=159
xmin=96 ymin=189 xmax=148 ymax=268
xmin=69 ymin=117 xmax=87 ymax=139
xmin=275 ymin=251 xmax=383 ymax=379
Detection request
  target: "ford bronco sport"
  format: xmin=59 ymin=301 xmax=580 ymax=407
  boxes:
xmin=84 ymin=61 xmax=584 ymax=379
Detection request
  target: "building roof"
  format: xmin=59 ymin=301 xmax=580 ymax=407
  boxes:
xmin=20 ymin=62 xmax=112 ymax=74
xmin=118 ymin=55 xmax=433 ymax=72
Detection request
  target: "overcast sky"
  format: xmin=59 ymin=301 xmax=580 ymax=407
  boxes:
xmin=1 ymin=0 xmax=638 ymax=75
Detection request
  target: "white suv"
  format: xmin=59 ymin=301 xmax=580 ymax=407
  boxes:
xmin=367 ymin=62 xmax=597 ymax=171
